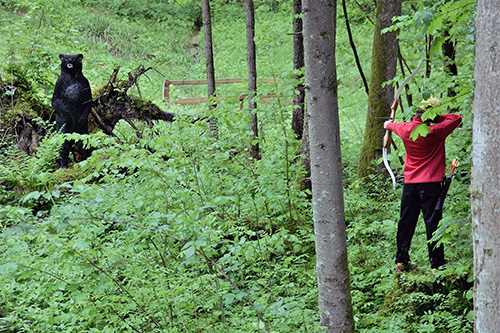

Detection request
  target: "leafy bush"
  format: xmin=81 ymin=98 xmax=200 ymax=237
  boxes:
xmin=1 ymin=97 xmax=323 ymax=331
xmin=0 ymin=0 xmax=474 ymax=331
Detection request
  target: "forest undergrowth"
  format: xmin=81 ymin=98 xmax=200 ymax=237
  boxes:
xmin=1 ymin=0 xmax=474 ymax=331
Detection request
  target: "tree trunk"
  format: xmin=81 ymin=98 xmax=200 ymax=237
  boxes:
xmin=442 ymin=30 xmax=457 ymax=98
xmin=358 ymin=0 xmax=401 ymax=180
xmin=201 ymin=0 xmax=218 ymax=137
xmin=302 ymin=0 xmax=353 ymax=331
xmin=472 ymin=1 xmax=500 ymax=331
xmin=300 ymin=116 xmax=311 ymax=191
xmin=442 ymin=10 xmax=458 ymax=112
xmin=291 ymin=0 xmax=305 ymax=139
xmin=245 ymin=0 xmax=260 ymax=160
xmin=291 ymin=0 xmax=311 ymax=191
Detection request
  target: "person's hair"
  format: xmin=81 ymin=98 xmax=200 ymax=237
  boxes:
xmin=416 ymin=107 xmax=428 ymax=118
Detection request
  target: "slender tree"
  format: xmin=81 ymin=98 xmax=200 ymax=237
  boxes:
xmin=358 ymin=0 xmax=401 ymax=180
xmin=302 ymin=0 xmax=353 ymax=330
xmin=291 ymin=0 xmax=305 ymax=139
xmin=341 ymin=0 xmax=369 ymax=95
xmin=441 ymin=0 xmax=458 ymax=112
xmin=290 ymin=0 xmax=311 ymax=190
xmin=201 ymin=0 xmax=218 ymax=137
xmin=472 ymin=0 xmax=500 ymax=331
xmin=245 ymin=0 xmax=260 ymax=160
xmin=442 ymin=30 xmax=457 ymax=98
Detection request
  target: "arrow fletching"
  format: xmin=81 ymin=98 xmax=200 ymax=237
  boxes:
xmin=449 ymin=158 xmax=459 ymax=177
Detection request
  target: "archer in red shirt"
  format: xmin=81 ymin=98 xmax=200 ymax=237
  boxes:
xmin=384 ymin=99 xmax=462 ymax=271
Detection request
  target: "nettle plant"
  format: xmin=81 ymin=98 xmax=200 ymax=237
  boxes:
xmin=0 ymin=100 xmax=318 ymax=332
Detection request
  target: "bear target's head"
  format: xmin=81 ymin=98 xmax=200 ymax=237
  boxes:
xmin=59 ymin=54 xmax=84 ymax=73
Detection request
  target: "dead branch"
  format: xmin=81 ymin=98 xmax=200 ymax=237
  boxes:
xmin=91 ymin=66 xmax=176 ymax=136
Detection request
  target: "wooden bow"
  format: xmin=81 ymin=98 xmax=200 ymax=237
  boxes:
xmin=382 ymin=59 xmax=424 ymax=189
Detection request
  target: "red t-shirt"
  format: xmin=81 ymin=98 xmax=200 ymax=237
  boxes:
xmin=386 ymin=114 xmax=462 ymax=183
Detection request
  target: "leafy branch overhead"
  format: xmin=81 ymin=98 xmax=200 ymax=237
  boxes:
xmin=383 ymin=0 xmax=475 ymax=58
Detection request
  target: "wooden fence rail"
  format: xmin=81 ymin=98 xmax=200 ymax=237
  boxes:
xmin=163 ymin=78 xmax=278 ymax=105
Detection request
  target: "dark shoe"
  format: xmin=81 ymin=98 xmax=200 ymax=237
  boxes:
xmin=431 ymin=263 xmax=446 ymax=270
xmin=396 ymin=262 xmax=417 ymax=272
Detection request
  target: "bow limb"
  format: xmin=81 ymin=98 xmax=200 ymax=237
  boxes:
xmin=381 ymin=59 xmax=424 ymax=189
xmin=383 ymin=98 xmax=399 ymax=148
xmin=382 ymin=146 xmax=397 ymax=189
xmin=382 ymin=98 xmax=398 ymax=189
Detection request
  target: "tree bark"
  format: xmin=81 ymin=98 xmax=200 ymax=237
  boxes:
xmin=442 ymin=30 xmax=457 ymax=97
xmin=302 ymin=0 xmax=353 ymax=331
xmin=358 ymin=0 xmax=401 ymax=180
xmin=291 ymin=0 xmax=305 ymax=139
xmin=472 ymin=1 xmax=500 ymax=331
xmin=245 ymin=0 xmax=260 ymax=160
xmin=201 ymin=0 xmax=218 ymax=137
xmin=441 ymin=2 xmax=458 ymax=113
xmin=291 ymin=0 xmax=311 ymax=190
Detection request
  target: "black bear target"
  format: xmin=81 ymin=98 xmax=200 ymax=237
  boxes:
xmin=52 ymin=54 xmax=92 ymax=168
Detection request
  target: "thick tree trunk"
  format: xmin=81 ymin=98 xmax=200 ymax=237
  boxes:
xmin=245 ymin=0 xmax=260 ymax=160
xmin=358 ymin=0 xmax=401 ymax=180
xmin=442 ymin=19 xmax=458 ymax=114
xmin=472 ymin=1 xmax=500 ymax=331
xmin=300 ymin=116 xmax=311 ymax=190
xmin=302 ymin=0 xmax=353 ymax=331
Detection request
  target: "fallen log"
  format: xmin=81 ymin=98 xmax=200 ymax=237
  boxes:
xmin=1 ymin=66 xmax=177 ymax=156
xmin=0 ymin=66 xmax=185 ymax=196
xmin=92 ymin=66 xmax=176 ymax=138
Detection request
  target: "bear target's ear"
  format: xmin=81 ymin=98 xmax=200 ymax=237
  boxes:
xmin=59 ymin=54 xmax=65 ymax=61
xmin=77 ymin=54 xmax=84 ymax=61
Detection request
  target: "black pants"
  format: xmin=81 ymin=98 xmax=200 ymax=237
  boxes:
xmin=395 ymin=182 xmax=446 ymax=269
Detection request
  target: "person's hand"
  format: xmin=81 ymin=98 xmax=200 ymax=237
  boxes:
xmin=384 ymin=119 xmax=393 ymax=129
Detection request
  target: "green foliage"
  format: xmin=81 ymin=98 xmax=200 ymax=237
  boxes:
xmin=80 ymin=0 xmax=202 ymax=27
xmin=0 ymin=135 xmax=60 ymax=192
xmin=346 ymin=175 xmax=472 ymax=332
xmin=384 ymin=0 xmax=475 ymax=134
xmin=0 ymin=0 xmax=474 ymax=331
xmin=409 ymin=124 xmax=431 ymax=141
xmin=1 ymin=98 xmax=320 ymax=331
